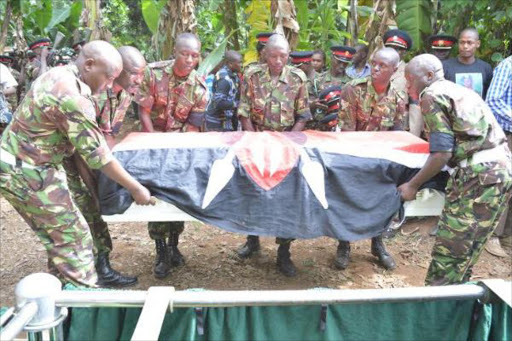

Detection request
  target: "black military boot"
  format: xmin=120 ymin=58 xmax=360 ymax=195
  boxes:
xmin=168 ymin=232 xmax=185 ymax=267
xmin=276 ymin=243 xmax=297 ymax=277
xmin=237 ymin=235 xmax=261 ymax=259
xmin=96 ymin=253 xmax=138 ymax=287
xmin=334 ymin=241 xmax=351 ymax=270
xmin=371 ymin=236 xmax=396 ymax=270
xmin=154 ymin=239 xmax=171 ymax=279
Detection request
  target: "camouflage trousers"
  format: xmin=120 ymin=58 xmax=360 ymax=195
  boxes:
xmin=148 ymin=221 xmax=185 ymax=240
xmin=425 ymin=161 xmax=512 ymax=286
xmin=0 ymin=160 xmax=98 ymax=287
xmin=62 ymin=157 xmax=112 ymax=256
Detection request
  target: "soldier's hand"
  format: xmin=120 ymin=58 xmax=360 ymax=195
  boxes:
xmin=397 ymin=182 xmax=418 ymax=202
xmin=326 ymin=119 xmax=338 ymax=127
xmin=41 ymin=47 xmax=49 ymax=59
xmin=130 ymin=185 xmax=156 ymax=206
xmin=311 ymin=100 xmax=328 ymax=111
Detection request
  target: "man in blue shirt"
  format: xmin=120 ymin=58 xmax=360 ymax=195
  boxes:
xmin=485 ymin=55 xmax=512 ymax=257
xmin=346 ymin=44 xmax=371 ymax=79
xmin=205 ymin=51 xmax=242 ymax=131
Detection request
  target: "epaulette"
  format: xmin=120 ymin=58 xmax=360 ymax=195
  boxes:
xmin=244 ymin=63 xmax=263 ymax=78
xmin=289 ymin=66 xmax=308 ymax=83
xmin=348 ymin=77 xmax=370 ymax=87
xmin=148 ymin=59 xmax=174 ymax=69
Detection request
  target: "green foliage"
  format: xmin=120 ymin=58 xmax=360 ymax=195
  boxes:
xmin=196 ymin=0 xmax=226 ymax=53
xmin=295 ymin=0 xmax=353 ymax=52
xmin=197 ymin=30 xmax=239 ymax=77
xmin=395 ymin=0 xmax=433 ymax=52
xmin=140 ymin=0 xmax=166 ymax=34
xmin=103 ymin=0 xmax=152 ymax=57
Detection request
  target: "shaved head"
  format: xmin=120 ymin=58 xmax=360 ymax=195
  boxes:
xmin=407 ymin=54 xmax=444 ymax=78
xmin=175 ymin=32 xmax=201 ymax=51
xmin=115 ymin=46 xmax=147 ymax=95
xmin=225 ymin=50 xmax=242 ymax=64
xmin=460 ymin=28 xmax=479 ymax=40
xmin=76 ymin=40 xmax=123 ymax=94
xmin=265 ymin=34 xmax=290 ymax=53
xmin=173 ymin=33 xmax=201 ymax=78
xmin=370 ymin=48 xmax=400 ymax=87
xmin=373 ymin=47 xmax=400 ymax=68
xmin=118 ymin=46 xmax=145 ymax=70
xmin=405 ymin=53 xmax=444 ymax=100
xmin=264 ymin=34 xmax=290 ymax=76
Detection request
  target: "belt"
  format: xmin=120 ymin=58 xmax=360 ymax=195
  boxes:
xmin=0 ymin=149 xmax=37 ymax=170
xmin=458 ymin=144 xmax=510 ymax=168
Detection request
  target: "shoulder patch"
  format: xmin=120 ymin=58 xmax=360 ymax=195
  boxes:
xmin=244 ymin=64 xmax=263 ymax=78
xmin=289 ymin=67 xmax=308 ymax=83
xmin=148 ymin=59 xmax=175 ymax=69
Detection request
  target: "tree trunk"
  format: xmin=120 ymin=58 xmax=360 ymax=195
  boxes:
xmin=364 ymin=0 xmax=394 ymax=57
xmin=0 ymin=0 xmax=13 ymax=53
xmin=271 ymin=0 xmax=299 ymax=50
xmin=349 ymin=0 xmax=359 ymax=46
xmin=153 ymin=0 xmax=197 ymax=60
xmin=81 ymin=0 xmax=111 ymax=42
xmin=224 ymin=0 xmax=240 ymax=50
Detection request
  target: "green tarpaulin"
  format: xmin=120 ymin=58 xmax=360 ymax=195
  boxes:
xmin=62 ymin=299 xmax=511 ymax=341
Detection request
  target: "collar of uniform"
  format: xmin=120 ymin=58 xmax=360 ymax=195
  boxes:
xmin=166 ymin=61 xmax=199 ymax=86
xmin=368 ymin=77 xmax=395 ymax=99
xmin=69 ymin=64 xmax=92 ymax=97
xmin=262 ymin=64 xmax=290 ymax=84
xmin=419 ymin=78 xmax=443 ymax=100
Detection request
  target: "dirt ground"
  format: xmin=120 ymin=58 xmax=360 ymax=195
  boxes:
xmin=1 ymin=195 xmax=511 ymax=308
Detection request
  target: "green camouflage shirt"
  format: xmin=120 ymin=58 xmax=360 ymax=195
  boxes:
xmin=338 ymin=77 xmax=406 ymax=131
xmin=95 ymin=88 xmax=132 ymax=137
xmin=238 ymin=64 xmax=311 ymax=131
xmin=0 ymin=64 xmax=112 ymax=169
xmin=315 ymin=71 xmax=351 ymax=93
xmin=135 ymin=60 xmax=208 ymax=132
xmin=420 ymin=79 xmax=507 ymax=164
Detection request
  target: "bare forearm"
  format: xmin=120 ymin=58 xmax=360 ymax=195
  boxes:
xmin=408 ymin=152 xmax=452 ymax=189
xmin=291 ymin=120 xmax=306 ymax=132
xmin=240 ymin=117 xmax=255 ymax=131
xmin=138 ymin=107 xmax=154 ymax=132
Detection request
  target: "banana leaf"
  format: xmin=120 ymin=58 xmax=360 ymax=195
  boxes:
xmin=396 ymin=0 xmax=432 ymax=52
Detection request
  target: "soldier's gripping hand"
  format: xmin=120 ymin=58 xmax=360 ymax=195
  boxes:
xmin=130 ymin=184 xmax=156 ymax=206
xmin=397 ymin=182 xmax=418 ymax=202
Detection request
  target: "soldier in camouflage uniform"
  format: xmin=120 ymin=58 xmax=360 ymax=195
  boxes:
xmin=308 ymin=46 xmax=355 ymax=131
xmin=383 ymin=29 xmax=423 ymax=137
xmin=0 ymin=41 xmax=154 ymax=287
xmin=25 ymin=38 xmax=51 ymax=89
xmin=400 ymin=54 xmax=512 ymax=285
xmin=62 ymin=46 xmax=147 ymax=287
xmin=334 ymin=48 xmax=404 ymax=271
xmin=237 ymin=34 xmax=312 ymax=277
xmin=135 ymin=33 xmax=208 ymax=279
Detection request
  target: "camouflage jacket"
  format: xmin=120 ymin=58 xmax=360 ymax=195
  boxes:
xmin=95 ymin=88 xmax=132 ymax=137
xmin=420 ymin=79 xmax=508 ymax=165
xmin=338 ymin=77 xmax=406 ymax=131
xmin=0 ymin=64 xmax=112 ymax=169
xmin=135 ymin=60 xmax=208 ymax=132
xmin=315 ymin=71 xmax=351 ymax=92
xmin=238 ymin=64 xmax=312 ymax=131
